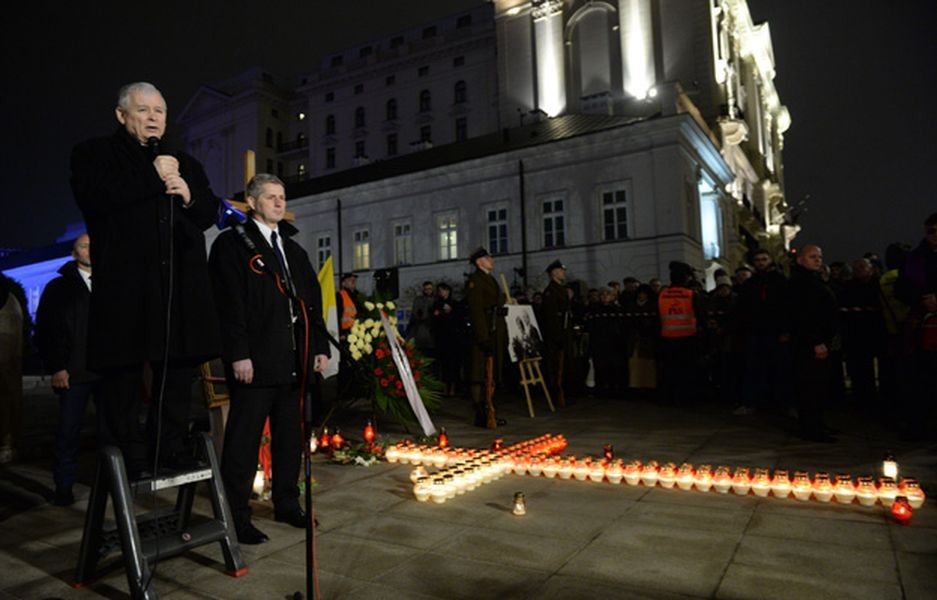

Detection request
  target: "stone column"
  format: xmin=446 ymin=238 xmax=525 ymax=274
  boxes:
xmin=533 ymin=0 xmax=566 ymax=116
xmin=618 ymin=0 xmax=655 ymax=99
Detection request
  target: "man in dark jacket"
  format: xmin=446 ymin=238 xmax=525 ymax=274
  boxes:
xmin=35 ymin=234 xmax=107 ymax=505
xmin=210 ymin=174 xmax=330 ymax=544
xmin=735 ymin=249 xmax=790 ymax=414
xmin=465 ymin=247 xmax=507 ymax=427
xmin=70 ymin=82 xmax=221 ymax=475
xmin=838 ymin=258 xmax=885 ymax=407
xmin=541 ymin=260 xmax=572 ymax=406
xmin=789 ymin=244 xmax=837 ymax=442
xmin=896 ymin=212 xmax=937 ymax=438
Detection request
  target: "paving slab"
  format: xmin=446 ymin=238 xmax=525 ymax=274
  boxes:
xmin=895 ymin=551 xmax=937 ymax=600
xmin=531 ymin=573 xmax=702 ymax=599
xmin=714 ymin=562 xmax=903 ymax=600
xmin=433 ymin=526 xmax=585 ymax=572
xmin=373 ymin=552 xmax=551 ymax=600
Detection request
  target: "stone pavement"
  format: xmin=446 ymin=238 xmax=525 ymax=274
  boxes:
xmin=1 ymin=378 xmax=935 ymax=599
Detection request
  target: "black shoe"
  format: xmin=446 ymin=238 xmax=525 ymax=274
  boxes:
xmin=53 ymin=487 xmax=75 ymax=506
xmin=235 ymin=523 xmax=269 ymax=545
xmin=274 ymin=509 xmax=309 ymax=529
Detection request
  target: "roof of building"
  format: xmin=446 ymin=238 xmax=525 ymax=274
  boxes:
xmin=286 ymin=112 xmax=649 ymax=199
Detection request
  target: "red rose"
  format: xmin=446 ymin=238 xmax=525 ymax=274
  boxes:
xmin=413 ymin=370 xmax=421 ymax=379
xmin=375 ymin=349 xmax=385 ymax=359
xmin=380 ymin=378 xmax=389 ymax=387
xmin=395 ymin=381 xmax=403 ymax=389
xmin=374 ymin=368 xmax=383 ymax=376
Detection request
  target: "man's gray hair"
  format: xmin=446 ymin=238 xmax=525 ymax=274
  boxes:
xmin=246 ymin=173 xmax=286 ymax=199
xmin=117 ymin=82 xmax=163 ymax=110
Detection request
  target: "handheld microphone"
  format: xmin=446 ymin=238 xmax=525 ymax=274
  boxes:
xmin=146 ymin=136 xmax=161 ymax=159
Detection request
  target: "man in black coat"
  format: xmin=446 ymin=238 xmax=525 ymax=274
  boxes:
xmin=789 ymin=244 xmax=838 ymax=442
xmin=541 ymin=260 xmax=572 ymax=406
xmin=35 ymin=234 xmax=107 ymax=505
xmin=70 ymin=82 xmax=221 ymax=474
xmin=735 ymin=249 xmax=790 ymax=414
xmin=210 ymin=174 xmax=330 ymax=545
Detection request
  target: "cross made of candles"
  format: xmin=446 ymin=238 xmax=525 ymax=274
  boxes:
xmin=386 ymin=436 xmax=926 ymax=521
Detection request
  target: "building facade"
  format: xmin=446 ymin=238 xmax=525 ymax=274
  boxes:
xmin=180 ymin=0 xmax=794 ymax=296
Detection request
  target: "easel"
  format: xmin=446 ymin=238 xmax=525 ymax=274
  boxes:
xmin=499 ymin=274 xmax=555 ymax=418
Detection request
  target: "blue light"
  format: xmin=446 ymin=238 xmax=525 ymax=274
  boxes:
xmin=2 ymin=255 xmax=72 ymax=320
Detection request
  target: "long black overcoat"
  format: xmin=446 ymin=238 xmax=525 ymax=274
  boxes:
xmin=209 ymin=219 xmax=330 ymax=387
xmin=70 ymin=128 xmax=221 ymax=370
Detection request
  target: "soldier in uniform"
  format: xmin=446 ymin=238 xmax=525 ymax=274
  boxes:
xmin=465 ymin=247 xmax=507 ymax=427
xmin=541 ymin=260 xmax=572 ymax=406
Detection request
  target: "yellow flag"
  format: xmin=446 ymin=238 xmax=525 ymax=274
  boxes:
xmin=317 ymin=255 xmax=340 ymax=379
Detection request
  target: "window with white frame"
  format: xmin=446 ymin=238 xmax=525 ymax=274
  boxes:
xmin=698 ymin=181 xmax=722 ymax=260
xmin=601 ymin=188 xmax=629 ymax=241
xmin=393 ymin=222 xmax=413 ymax=265
xmin=542 ymin=198 xmax=566 ymax=248
xmin=316 ymin=235 xmax=332 ymax=269
xmin=437 ymin=213 xmax=458 ymax=261
xmin=486 ymin=207 xmax=508 ymax=255
xmin=353 ymin=229 xmax=370 ymax=270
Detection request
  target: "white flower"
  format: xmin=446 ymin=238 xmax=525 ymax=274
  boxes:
xmin=377 ymin=302 xmax=385 ymax=309
xmin=364 ymin=343 xmax=373 ymax=353
xmin=356 ymin=339 xmax=365 ymax=349
xmin=351 ymin=350 xmax=362 ymax=361
xmin=364 ymin=334 xmax=373 ymax=343
xmin=386 ymin=301 xmax=396 ymax=310
xmin=347 ymin=334 xmax=358 ymax=343
xmin=364 ymin=301 xmax=375 ymax=311
xmin=364 ymin=318 xmax=375 ymax=328
xmin=371 ymin=327 xmax=381 ymax=337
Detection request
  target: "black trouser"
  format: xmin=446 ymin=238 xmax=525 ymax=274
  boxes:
xmin=97 ymin=362 xmax=195 ymax=471
xmin=794 ymin=349 xmax=830 ymax=435
xmin=221 ymin=383 xmax=302 ymax=528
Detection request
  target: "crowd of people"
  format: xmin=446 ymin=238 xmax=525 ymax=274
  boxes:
xmin=404 ymin=213 xmax=937 ymax=443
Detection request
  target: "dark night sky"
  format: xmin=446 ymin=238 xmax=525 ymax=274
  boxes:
xmin=3 ymin=1 xmax=935 ymax=262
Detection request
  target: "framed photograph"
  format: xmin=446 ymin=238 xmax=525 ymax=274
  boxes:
xmin=505 ymin=305 xmax=543 ymax=363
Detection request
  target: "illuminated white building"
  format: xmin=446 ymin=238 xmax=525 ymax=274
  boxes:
xmin=178 ymin=0 xmax=794 ymax=294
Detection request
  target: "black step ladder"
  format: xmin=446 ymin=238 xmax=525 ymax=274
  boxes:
xmin=72 ymin=432 xmax=247 ymax=599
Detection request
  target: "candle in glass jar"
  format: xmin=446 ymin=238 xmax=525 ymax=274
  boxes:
xmin=713 ymin=466 xmax=732 ymax=494
xmin=606 ymin=461 xmax=624 ymax=485
xmin=410 ymin=465 xmax=428 ymax=483
xmin=385 ymin=444 xmax=400 ymax=463
xmin=543 ymin=459 xmax=560 ymax=479
xmin=624 ymin=461 xmax=642 ymax=486
xmin=694 ymin=465 xmax=714 ymax=493
xmin=574 ymin=460 xmax=590 ymax=481
xmin=751 ymin=469 xmax=771 ymax=497
xmin=771 ymin=470 xmax=792 ymax=499
xmin=855 ymin=477 xmax=878 ymax=507
xmin=792 ymin=471 xmax=812 ymax=501
xmin=878 ymin=477 xmax=898 ymax=507
xmin=558 ymin=458 xmax=574 ymax=480
xmin=512 ymin=492 xmax=527 ymax=516
xmin=252 ymin=468 xmax=266 ymax=496
xmin=529 ymin=459 xmax=544 ymax=477
xmin=430 ymin=479 xmax=447 ymax=504
xmin=899 ymin=478 xmax=926 ymax=509
xmin=589 ymin=463 xmax=606 ymax=483
xmin=813 ymin=472 xmax=833 ymax=503
xmin=413 ymin=477 xmax=431 ymax=502
xmin=641 ymin=461 xmax=660 ymax=487
xmin=676 ymin=464 xmax=695 ymax=491
xmin=658 ymin=463 xmax=677 ymax=489
xmin=833 ymin=474 xmax=856 ymax=504
xmin=732 ymin=468 xmax=751 ymax=496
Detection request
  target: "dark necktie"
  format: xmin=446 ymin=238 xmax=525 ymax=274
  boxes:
xmin=270 ymin=231 xmax=295 ymax=294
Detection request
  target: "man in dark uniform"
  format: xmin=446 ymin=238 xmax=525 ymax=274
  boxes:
xmin=210 ymin=174 xmax=330 ymax=544
xmin=70 ymin=82 xmax=221 ymax=475
xmin=465 ymin=247 xmax=507 ymax=428
xmin=540 ymin=260 xmax=572 ymax=406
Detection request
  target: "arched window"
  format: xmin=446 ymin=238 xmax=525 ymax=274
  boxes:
xmin=386 ymin=98 xmax=398 ymax=121
xmin=355 ymin=106 xmax=366 ymax=128
xmin=419 ymin=90 xmax=431 ymax=112
xmin=325 ymin=114 xmax=335 ymax=135
xmin=454 ymin=80 xmax=467 ymax=104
